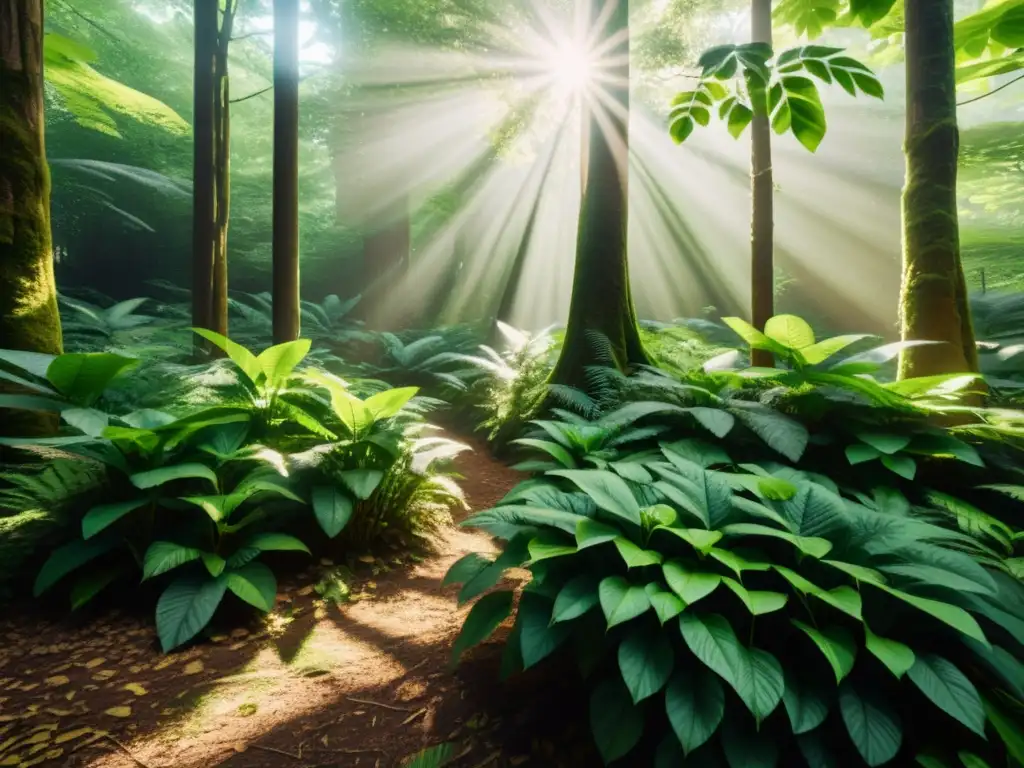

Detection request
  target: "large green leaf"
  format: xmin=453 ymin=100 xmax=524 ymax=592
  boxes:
xmin=514 ymin=438 xmax=577 ymax=469
xmin=255 ymin=339 xmax=311 ymax=384
xmin=721 ymin=522 xmax=832 ymax=558
xmin=311 ymin=485 xmax=355 ymax=538
xmin=552 ymin=574 xmax=600 ymax=624
xmin=576 ymin=518 xmax=622 ymax=549
xmin=81 ymin=498 xmax=148 ymax=539
xmin=143 ymin=541 xmax=204 ymax=580
xmin=70 ymin=564 xmax=127 ymax=610
xmin=599 ymin=576 xmax=651 ymax=628
xmin=33 ymin=535 xmax=118 ymax=596
xmin=657 ymin=526 xmax=722 ymax=554
xmin=528 ymin=531 xmax=577 ymax=562
xmin=443 ymin=553 xmax=491 ymax=587
xmin=46 ymin=352 xmax=137 ymax=404
xmin=192 ymin=328 xmax=261 ymax=382
xmin=678 ymin=612 xmax=783 ymax=720
xmin=451 ymin=590 xmax=514 ymax=664
xmin=156 ymin=572 xmax=228 ymax=651
xmin=771 ymin=483 xmax=846 ymax=538
xmin=618 ymin=625 xmax=674 ymax=703
xmin=226 ymin=561 xmax=277 ymax=612
xmin=590 ymin=677 xmax=644 ymax=765
xmin=864 ymin=626 xmax=915 ymax=679
xmin=839 ymin=683 xmax=902 ymax=767
xmin=792 ymin=621 xmax=856 ymax=683
xmin=764 ymin=314 xmax=815 ymax=350
xmin=613 ymin=537 xmax=664 ymax=567
xmin=782 ymin=672 xmax=830 ymax=735
xmin=873 ymin=583 xmax=988 ymax=645
xmin=645 ymin=583 xmax=685 ymax=624
xmin=363 ymin=386 xmax=419 ymax=420
xmin=339 ymin=469 xmax=384 ymax=500
xmin=723 ymin=578 xmax=789 ymax=616
xmin=548 ymin=469 xmax=641 ymax=526
xmin=731 ymin=403 xmax=809 ymax=462
xmin=130 ymin=463 xmax=219 ymax=491
xmin=906 ymin=655 xmax=986 ymax=736
xmin=665 ymin=666 xmax=725 ymax=755
xmin=663 ymin=560 xmax=721 ymax=605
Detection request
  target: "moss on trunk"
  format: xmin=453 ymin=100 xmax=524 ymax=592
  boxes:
xmin=898 ymin=0 xmax=979 ymax=379
xmin=548 ymin=0 xmax=648 ymax=391
xmin=0 ymin=0 xmax=62 ymax=356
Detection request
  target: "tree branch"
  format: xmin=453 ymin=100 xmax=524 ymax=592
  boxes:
xmin=54 ymin=0 xmax=120 ymax=42
xmin=958 ymin=72 xmax=1024 ymax=107
xmin=230 ymin=85 xmax=273 ymax=103
xmin=230 ymin=30 xmax=271 ymax=42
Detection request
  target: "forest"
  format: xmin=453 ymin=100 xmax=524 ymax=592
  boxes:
xmin=0 ymin=0 xmax=1023 ymax=766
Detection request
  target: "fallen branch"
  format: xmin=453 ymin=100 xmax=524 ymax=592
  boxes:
xmin=345 ymin=696 xmax=412 ymax=712
xmin=103 ymin=735 xmax=153 ymax=768
xmin=401 ymin=707 xmax=428 ymax=725
xmin=250 ymin=744 xmax=301 ymax=760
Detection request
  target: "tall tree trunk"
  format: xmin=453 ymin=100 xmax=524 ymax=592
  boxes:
xmin=549 ymin=0 xmax=648 ymax=391
xmin=272 ymin=0 xmax=300 ymax=343
xmin=211 ymin=0 xmax=237 ymax=342
xmin=750 ymin=0 xmax=774 ymax=367
xmin=0 ymin=0 xmax=61 ymax=358
xmin=192 ymin=0 xmax=217 ymax=354
xmin=898 ymin=0 xmax=978 ymax=378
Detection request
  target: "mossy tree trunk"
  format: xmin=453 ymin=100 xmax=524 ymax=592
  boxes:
xmin=548 ymin=0 xmax=648 ymax=391
xmin=898 ymin=0 xmax=978 ymax=379
xmin=192 ymin=0 xmax=217 ymax=353
xmin=272 ymin=0 xmax=301 ymax=343
xmin=750 ymin=0 xmax=774 ymax=368
xmin=0 ymin=0 xmax=61 ymax=357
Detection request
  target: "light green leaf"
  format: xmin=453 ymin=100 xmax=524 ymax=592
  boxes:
xmin=657 ymin=526 xmax=722 ymax=554
xmin=363 ymin=386 xmax=418 ymax=420
xmin=226 ymin=561 xmax=276 ymax=611
xmin=764 ymin=314 xmax=815 ymax=349
xmin=514 ymin=438 xmax=577 ymax=469
xmin=201 ymin=553 xmax=226 ymax=578
xmin=46 ymin=352 xmax=137 ymax=404
xmin=255 ymin=339 xmax=311 ymax=383
xmin=721 ymin=522 xmax=832 ymax=558
xmin=874 ymin=583 xmax=988 ymax=645
xmin=801 ymin=334 xmax=874 ymax=365
xmin=614 ymin=537 xmax=663 ymax=567
xmin=792 ymin=621 xmax=856 ymax=683
xmin=599 ymin=576 xmax=651 ymax=628
xmin=192 ymin=328 xmax=261 ymax=383
xmin=645 ymin=583 xmax=685 ymax=624
xmin=575 ymin=517 xmax=622 ymax=549
xmin=723 ymin=578 xmax=788 ymax=616
xmin=864 ymin=625 xmax=915 ymax=678
xmin=663 ymin=560 xmax=720 ymax=605
xmin=528 ymin=531 xmax=577 ymax=562
xmin=856 ymin=432 xmax=911 ymax=455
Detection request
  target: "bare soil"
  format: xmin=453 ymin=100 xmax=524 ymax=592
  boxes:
xmin=0 ymin=435 xmax=595 ymax=768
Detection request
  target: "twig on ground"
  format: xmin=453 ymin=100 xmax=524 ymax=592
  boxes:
xmin=345 ymin=696 xmax=413 ymax=712
xmin=401 ymin=707 xmax=428 ymax=725
xmin=251 ymin=744 xmax=301 ymax=760
xmin=102 ymin=735 xmax=153 ymax=768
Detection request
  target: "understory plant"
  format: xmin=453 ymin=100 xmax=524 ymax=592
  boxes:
xmin=445 ymin=314 xmax=1024 ymax=767
xmin=0 ymin=331 xmax=467 ymax=651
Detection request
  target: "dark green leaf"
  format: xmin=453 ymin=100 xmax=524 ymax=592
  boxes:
xmin=839 ymin=683 xmax=902 ymax=767
xmin=618 ymin=625 xmax=674 ymax=703
xmin=666 ymin=665 xmax=725 ymax=754
xmin=590 ymin=677 xmax=644 ymax=765
xmin=156 ymin=572 xmax=228 ymax=652
xmin=907 ymin=654 xmax=985 ymax=736
xmin=226 ymin=561 xmax=276 ymax=611
xmin=311 ymin=485 xmax=354 ymax=538
xmin=450 ymin=590 xmax=514 ymax=665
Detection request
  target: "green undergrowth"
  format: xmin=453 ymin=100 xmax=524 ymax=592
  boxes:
xmin=446 ymin=314 xmax=1024 ymax=767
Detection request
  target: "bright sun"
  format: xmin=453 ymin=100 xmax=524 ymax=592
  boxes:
xmin=544 ymin=40 xmax=593 ymax=91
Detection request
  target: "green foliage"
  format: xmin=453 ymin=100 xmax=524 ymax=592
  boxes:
xmin=670 ymin=43 xmax=883 ymax=152
xmin=447 ymin=314 xmax=1024 ymax=766
xmin=0 ymin=334 xmax=465 ymax=650
xmin=44 ymin=32 xmax=188 ymax=138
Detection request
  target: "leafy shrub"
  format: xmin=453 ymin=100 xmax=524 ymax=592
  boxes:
xmin=445 ymin=314 xmax=1024 ymax=767
xmin=59 ymin=294 xmax=188 ymax=358
xmin=351 ymin=327 xmax=484 ymax=393
xmin=0 ymin=332 xmax=467 ymax=650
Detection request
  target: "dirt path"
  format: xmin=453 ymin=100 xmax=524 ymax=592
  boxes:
xmin=0 ymin=435 xmax=591 ymax=768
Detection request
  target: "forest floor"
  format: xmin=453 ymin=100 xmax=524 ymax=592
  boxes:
xmin=0 ymin=433 xmax=595 ymax=768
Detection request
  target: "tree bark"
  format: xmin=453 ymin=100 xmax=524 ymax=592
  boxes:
xmin=272 ymin=0 xmax=300 ymax=343
xmin=898 ymin=0 xmax=978 ymax=378
xmin=0 ymin=0 xmax=61 ymax=436
xmin=192 ymin=0 xmax=217 ymax=353
xmin=749 ymin=0 xmax=774 ymax=367
xmin=0 ymin=0 xmax=62 ymax=355
xmin=548 ymin=0 xmax=648 ymax=391
xmin=211 ymin=0 xmax=237 ymax=342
